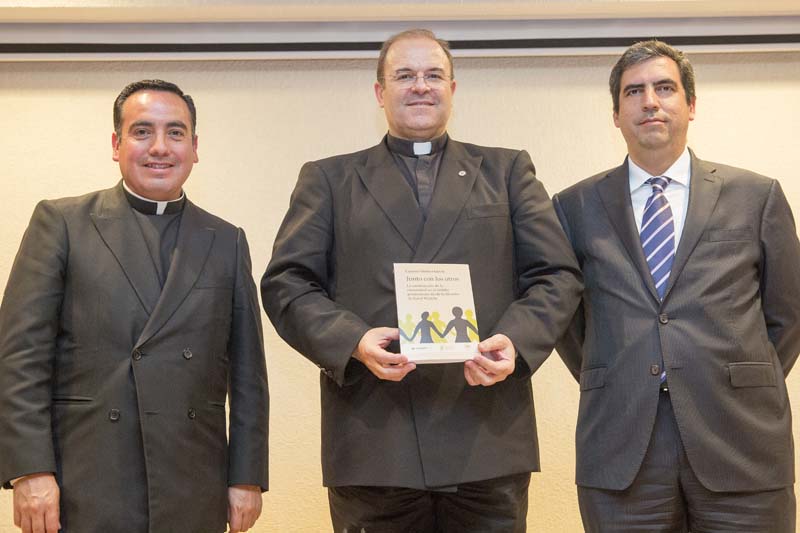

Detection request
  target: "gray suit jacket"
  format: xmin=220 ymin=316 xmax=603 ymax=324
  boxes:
xmin=554 ymin=152 xmax=800 ymax=492
xmin=0 ymin=184 xmax=269 ymax=532
xmin=262 ymin=138 xmax=582 ymax=489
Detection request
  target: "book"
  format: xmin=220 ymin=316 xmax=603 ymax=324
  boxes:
xmin=393 ymin=263 xmax=480 ymax=363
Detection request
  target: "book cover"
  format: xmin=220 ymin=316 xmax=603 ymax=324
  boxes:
xmin=393 ymin=263 xmax=480 ymax=363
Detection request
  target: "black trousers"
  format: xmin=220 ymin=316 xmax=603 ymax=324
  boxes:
xmin=578 ymin=392 xmax=796 ymax=533
xmin=328 ymin=472 xmax=531 ymax=533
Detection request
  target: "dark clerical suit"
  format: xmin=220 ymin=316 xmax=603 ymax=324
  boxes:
xmin=554 ymin=152 xmax=800 ymax=531
xmin=0 ymin=183 xmax=269 ymax=532
xmin=262 ymin=135 xmax=581 ymax=528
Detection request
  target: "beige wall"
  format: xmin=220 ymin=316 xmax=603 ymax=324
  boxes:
xmin=0 ymin=51 xmax=799 ymax=532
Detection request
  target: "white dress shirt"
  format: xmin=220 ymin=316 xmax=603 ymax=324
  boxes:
xmin=629 ymin=147 xmax=692 ymax=249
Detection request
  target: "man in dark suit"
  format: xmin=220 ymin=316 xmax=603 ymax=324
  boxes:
xmin=262 ymin=29 xmax=582 ymax=532
xmin=0 ymin=80 xmax=269 ymax=533
xmin=554 ymin=40 xmax=800 ymax=532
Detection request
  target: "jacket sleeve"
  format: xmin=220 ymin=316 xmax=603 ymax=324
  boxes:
xmin=261 ymin=161 xmax=371 ymax=387
xmin=0 ymin=201 xmax=65 ymax=487
xmin=226 ymin=228 xmax=270 ymax=490
xmin=551 ymin=194 xmax=584 ymax=382
xmin=491 ymin=151 xmax=584 ymax=378
xmin=759 ymin=180 xmax=800 ymax=376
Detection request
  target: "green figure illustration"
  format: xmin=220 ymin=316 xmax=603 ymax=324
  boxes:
xmin=398 ymin=313 xmax=415 ymax=341
xmin=442 ymin=306 xmax=479 ymax=342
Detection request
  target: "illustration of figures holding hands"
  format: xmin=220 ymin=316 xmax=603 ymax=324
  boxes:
xmin=442 ymin=306 xmax=479 ymax=342
xmin=402 ymin=311 xmax=444 ymax=343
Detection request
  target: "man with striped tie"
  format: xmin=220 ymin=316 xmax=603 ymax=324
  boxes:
xmin=553 ymin=40 xmax=800 ymax=532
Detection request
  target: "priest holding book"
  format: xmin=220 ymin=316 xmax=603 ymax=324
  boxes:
xmin=262 ymin=29 xmax=582 ymax=532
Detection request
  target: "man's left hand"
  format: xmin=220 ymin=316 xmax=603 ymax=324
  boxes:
xmin=464 ymin=334 xmax=516 ymax=387
xmin=227 ymin=484 xmax=262 ymax=533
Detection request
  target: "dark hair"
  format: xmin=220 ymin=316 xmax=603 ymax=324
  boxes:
xmin=113 ymin=79 xmax=197 ymax=137
xmin=609 ymin=40 xmax=696 ymax=114
xmin=376 ymin=29 xmax=454 ymax=85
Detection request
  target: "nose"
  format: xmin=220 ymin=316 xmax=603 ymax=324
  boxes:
xmin=642 ymin=86 xmax=659 ymax=110
xmin=149 ymin=132 xmax=169 ymax=155
xmin=411 ymin=76 xmax=431 ymax=93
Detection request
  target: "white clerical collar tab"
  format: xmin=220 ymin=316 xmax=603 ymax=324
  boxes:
xmin=122 ymin=180 xmax=184 ymax=216
xmin=413 ymin=142 xmax=432 ymax=156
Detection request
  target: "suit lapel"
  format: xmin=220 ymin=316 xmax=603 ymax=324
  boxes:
xmin=596 ymin=163 xmax=661 ymax=302
xmin=356 ymin=143 xmax=424 ymax=251
xmin=136 ymin=200 xmax=215 ymax=347
xmin=90 ymin=184 xmax=162 ymax=315
xmin=413 ymin=140 xmax=480 ymax=263
xmin=662 ymin=154 xmax=721 ymax=300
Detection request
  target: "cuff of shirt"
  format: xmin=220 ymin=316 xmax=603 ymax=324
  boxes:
xmin=9 ymin=473 xmax=49 ymax=487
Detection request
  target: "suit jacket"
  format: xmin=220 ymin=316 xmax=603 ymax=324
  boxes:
xmin=0 ymin=184 xmax=269 ymax=533
xmin=553 ymin=152 xmax=800 ymax=492
xmin=262 ymin=137 xmax=582 ymax=489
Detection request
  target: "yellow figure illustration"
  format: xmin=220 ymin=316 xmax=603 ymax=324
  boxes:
xmin=465 ymin=309 xmax=480 ymax=341
xmin=399 ymin=313 xmax=415 ymax=341
xmin=430 ymin=311 xmax=448 ymax=343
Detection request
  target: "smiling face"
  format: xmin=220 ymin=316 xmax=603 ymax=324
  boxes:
xmin=613 ymin=56 xmax=695 ymax=171
xmin=112 ymin=90 xmax=198 ymax=201
xmin=374 ymin=37 xmax=456 ymax=141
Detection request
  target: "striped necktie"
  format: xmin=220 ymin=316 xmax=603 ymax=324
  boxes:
xmin=640 ymin=176 xmax=675 ymax=299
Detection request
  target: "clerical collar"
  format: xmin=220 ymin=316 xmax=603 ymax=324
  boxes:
xmin=385 ymin=132 xmax=448 ymax=157
xmin=122 ymin=181 xmax=185 ymax=215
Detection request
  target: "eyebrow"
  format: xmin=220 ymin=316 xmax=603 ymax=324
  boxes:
xmin=393 ymin=67 xmax=446 ymax=74
xmin=653 ymin=78 xmax=678 ymax=87
xmin=128 ymin=120 xmax=189 ymax=131
xmin=623 ymin=78 xmax=678 ymax=93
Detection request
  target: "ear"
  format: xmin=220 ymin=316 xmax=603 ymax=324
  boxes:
xmin=111 ymin=132 xmax=121 ymax=162
xmin=192 ymin=134 xmax=199 ymax=163
xmin=450 ymin=79 xmax=457 ymax=95
xmin=612 ymin=110 xmax=620 ymax=129
xmin=374 ymin=81 xmax=385 ymax=108
xmin=688 ymin=96 xmax=696 ymax=122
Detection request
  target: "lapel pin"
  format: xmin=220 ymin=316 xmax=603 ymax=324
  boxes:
xmin=458 ymin=170 xmax=466 ymax=177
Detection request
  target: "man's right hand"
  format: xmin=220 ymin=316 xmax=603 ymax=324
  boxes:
xmin=13 ymin=473 xmax=60 ymax=533
xmin=353 ymin=327 xmax=416 ymax=381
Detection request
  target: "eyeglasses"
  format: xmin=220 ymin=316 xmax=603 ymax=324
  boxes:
xmin=382 ymin=72 xmax=451 ymax=88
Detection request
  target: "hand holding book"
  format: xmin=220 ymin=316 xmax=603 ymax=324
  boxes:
xmin=465 ymin=334 xmax=516 ymax=386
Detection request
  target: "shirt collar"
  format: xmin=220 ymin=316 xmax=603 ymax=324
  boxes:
xmin=628 ymin=147 xmax=691 ymax=193
xmin=385 ymin=132 xmax=449 ymax=157
xmin=122 ymin=181 xmax=185 ymax=215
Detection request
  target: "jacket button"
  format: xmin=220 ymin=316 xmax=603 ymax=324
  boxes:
xmin=109 ymin=409 xmax=121 ymax=422
xmin=183 ymin=348 xmax=193 ymax=360
xmin=650 ymin=364 xmax=661 ymax=376
xmin=187 ymin=408 xmax=196 ymax=419
xmin=658 ymin=314 xmax=669 ymax=324
xmin=132 ymin=349 xmax=143 ymax=361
